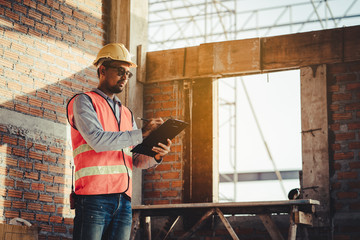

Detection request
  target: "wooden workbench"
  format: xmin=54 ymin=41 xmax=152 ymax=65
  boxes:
xmin=131 ymin=199 xmax=320 ymax=240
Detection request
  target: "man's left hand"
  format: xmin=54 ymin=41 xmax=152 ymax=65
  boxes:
xmin=153 ymin=138 xmax=172 ymax=161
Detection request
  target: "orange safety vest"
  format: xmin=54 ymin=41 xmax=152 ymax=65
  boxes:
xmin=67 ymin=91 xmax=133 ymax=197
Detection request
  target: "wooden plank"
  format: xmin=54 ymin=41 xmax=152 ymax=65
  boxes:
xmin=136 ymin=44 xmax=146 ymax=83
xmin=300 ymin=64 xmax=330 ymax=227
xmin=163 ymin=216 xmax=181 ymax=240
xmin=145 ymin=26 xmax=360 ymax=82
xmin=132 ymin=199 xmax=319 ymax=217
xmin=215 ymin=208 xmax=240 ymax=240
xmin=288 ymin=205 xmax=298 ymax=240
xmin=199 ymin=39 xmax=260 ymax=76
xmin=262 ymin=29 xmax=342 ymax=70
xmin=344 ymin=25 xmax=360 ymax=62
xmin=294 ymin=211 xmax=313 ymax=226
xmin=258 ymin=214 xmax=285 ymax=240
xmin=184 ymin=46 xmax=199 ymax=78
xmin=145 ymin=216 xmax=151 ymax=240
xmin=0 ymin=224 xmax=39 ymax=240
xmin=190 ymin=78 xmax=214 ymax=203
xmin=146 ymin=48 xmax=185 ymax=82
xmin=130 ymin=211 xmax=141 ymax=240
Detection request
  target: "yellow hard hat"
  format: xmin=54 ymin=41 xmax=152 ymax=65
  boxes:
xmin=93 ymin=43 xmax=137 ymax=68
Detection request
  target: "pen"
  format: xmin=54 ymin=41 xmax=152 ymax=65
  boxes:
xmin=137 ymin=117 xmax=150 ymax=122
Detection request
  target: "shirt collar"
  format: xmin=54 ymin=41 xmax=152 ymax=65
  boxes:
xmin=93 ymin=88 xmax=122 ymax=106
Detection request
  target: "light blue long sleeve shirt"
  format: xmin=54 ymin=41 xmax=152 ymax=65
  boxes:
xmin=72 ymin=88 xmax=160 ymax=169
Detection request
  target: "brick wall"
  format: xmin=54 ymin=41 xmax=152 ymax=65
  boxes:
xmin=328 ymin=60 xmax=360 ymax=239
xmin=143 ymin=80 xmax=185 ymax=205
xmin=0 ymin=0 xmax=103 ymax=239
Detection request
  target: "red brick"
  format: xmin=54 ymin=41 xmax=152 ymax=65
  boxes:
xmin=155 ymin=164 xmax=171 ymax=172
xmin=5 ymin=211 xmax=19 ymax=218
xmin=35 ymin=22 xmax=49 ymax=33
xmin=46 ymin=185 xmax=59 ymax=193
xmin=5 ymin=9 xmax=20 ymax=21
xmin=8 ymin=189 xmax=22 ymax=198
xmin=334 ymin=152 xmax=354 ymax=160
xmin=54 ymin=225 xmax=66 ymax=233
xmin=24 ymin=192 xmax=38 ymax=200
xmin=153 ymin=181 xmax=170 ymax=189
xmin=14 ymin=4 xmax=27 ymax=15
xmin=349 ymin=142 xmax=360 ymax=149
xmin=32 ymin=183 xmax=45 ymax=191
xmin=43 ymin=205 xmax=55 ymax=213
xmin=12 ymin=147 xmax=25 ymax=158
xmin=50 ymin=215 xmax=62 ymax=223
xmin=21 ymin=212 xmax=35 ymax=221
xmin=18 ymin=161 xmax=32 ymax=169
xmin=348 ymin=181 xmax=360 ymax=189
xmin=39 ymin=194 xmax=53 ymax=203
xmin=162 ymin=190 xmax=178 ymax=197
xmin=349 ymin=162 xmax=360 ymax=169
xmin=25 ymin=172 xmax=39 ymax=180
xmin=16 ymin=180 xmax=30 ymax=189
xmin=37 ymin=3 xmax=50 ymax=15
xmin=41 ymin=174 xmax=53 ymax=183
xmin=21 ymin=16 xmax=35 ymax=27
xmin=144 ymin=190 xmax=160 ymax=198
xmin=335 ymin=133 xmax=356 ymax=141
xmin=336 ymin=73 xmax=357 ymax=82
xmin=12 ymin=201 xmax=26 ymax=209
xmin=338 ymin=171 xmax=358 ymax=180
xmin=153 ymin=199 xmax=170 ymax=205
xmin=4 ymin=178 xmax=14 ymax=187
xmin=345 ymin=103 xmax=360 ymax=111
xmin=9 ymin=169 xmax=23 ymax=178
xmin=336 ymin=191 xmax=358 ymax=199
xmin=28 ymin=203 xmax=41 ymax=211
xmin=36 ymin=214 xmax=49 ymax=222
xmin=332 ymin=113 xmax=352 ymax=120
xmin=29 ymin=151 xmax=43 ymax=161
xmin=3 ymin=135 xmax=17 ymax=145
xmin=347 ymin=122 xmax=360 ymax=130
xmin=172 ymin=180 xmax=182 ymax=188
xmin=0 ymin=0 xmax=11 ymax=8
xmin=162 ymin=172 xmax=180 ymax=180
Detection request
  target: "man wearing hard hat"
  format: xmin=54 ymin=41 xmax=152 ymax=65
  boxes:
xmin=67 ymin=43 xmax=171 ymax=240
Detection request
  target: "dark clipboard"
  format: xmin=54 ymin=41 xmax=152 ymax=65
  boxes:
xmin=131 ymin=119 xmax=189 ymax=157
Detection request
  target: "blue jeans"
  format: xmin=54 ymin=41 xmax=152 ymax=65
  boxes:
xmin=73 ymin=193 xmax=132 ymax=240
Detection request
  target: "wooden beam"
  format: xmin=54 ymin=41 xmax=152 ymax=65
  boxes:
xmin=261 ymin=28 xmax=342 ymax=70
xmin=215 ymin=208 xmax=240 ymax=240
xmin=145 ymin=26 xmax=360 ymax=83
xmin=300 ymin=64 xmax=330 ymax=227
xmin=344 ymin=25 xmax=360 ymax=62
xmin=294 ymin=211 xmax=313 ymax=226
xmin=199 ymin=39 xmax=260 ymax=76
xmin=259 ymin=214 xmax=285 ymax=240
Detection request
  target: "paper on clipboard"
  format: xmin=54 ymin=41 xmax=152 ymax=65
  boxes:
xmin=131 ymin=119 xmax=189 ymax=157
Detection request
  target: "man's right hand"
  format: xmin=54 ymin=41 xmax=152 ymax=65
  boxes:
xmin=141 ymin=118 xmax=164 ymax=138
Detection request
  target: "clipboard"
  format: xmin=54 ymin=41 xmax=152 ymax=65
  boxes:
xmin=131 ymin=119 xmax=189 ymax=157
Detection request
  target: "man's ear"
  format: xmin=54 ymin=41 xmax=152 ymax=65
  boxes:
xmin=100 ymin=66 xmax=105 ymax=75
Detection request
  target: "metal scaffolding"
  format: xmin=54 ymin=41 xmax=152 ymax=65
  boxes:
xmin=148 ymin=0 xmax=360 ymax=202
xmin=149 ymin=0 xmax=360 ymax=51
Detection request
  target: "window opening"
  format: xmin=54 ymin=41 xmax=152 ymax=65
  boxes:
xmin=218 ymin=70 xmax=301 ymax=202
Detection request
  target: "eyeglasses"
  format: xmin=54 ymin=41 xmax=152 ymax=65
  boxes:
xmin=107 ymin=66 xmax=133 ymax=79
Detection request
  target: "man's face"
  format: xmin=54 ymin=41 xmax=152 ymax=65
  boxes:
xmin=100 ymin=61 xmax=131 ymax=94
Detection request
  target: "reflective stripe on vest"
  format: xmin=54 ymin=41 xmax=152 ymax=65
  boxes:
xmin=73 ymin=144 xmax=133 ymax=159
xmin=75 ymin=165 xmax=132 ymax=181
